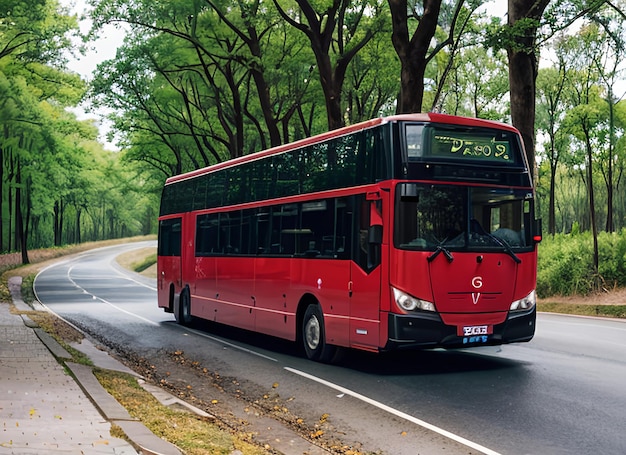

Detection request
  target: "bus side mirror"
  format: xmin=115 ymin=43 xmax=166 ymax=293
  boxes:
xmin=533 ymin=219 xmax=542 ymax=243
xmin=368 ymin=224 xmax=382 ymax=245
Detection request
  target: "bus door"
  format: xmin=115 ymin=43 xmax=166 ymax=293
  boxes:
xmin=157 ymin=217 xmax=182 ymax=311
xmin=349 ymin=193 xmax=382 ymax=350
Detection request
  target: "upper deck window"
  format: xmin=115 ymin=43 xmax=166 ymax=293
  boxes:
xmin=160 ymin=127 xmax=389 ymax=217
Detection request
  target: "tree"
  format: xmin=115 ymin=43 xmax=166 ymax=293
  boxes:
xmin=503 ymin=0 xmax=550 ymax=172
xmin=1 ymin=0 xmax=81 ymax=259
xmin=0 ymin=0 xmax=77 ymax=64
xmin=614 ymin=99 xmax=626 ymax=228
xmin=485 ymin=0 xmax=614 ymax=173
xmin=588 ymin=5 xmax=626 ymax=232
xmin=536 ymin=64 xmax=569 ymax=235
xmin=437 ymin=44 xmax=509 ymax=119
xmin=344 ymin=26 xmax=399 ymax=122
xmin=204 ymin=0 xmax=284 ymax=148
xmin=273 ymin=0 xmax=386 ymax=130
xmin=427 ymin=0 xmax=486 ymax=113
xmin=90 ymin=0 xmax=326 ymax=170
xmin=558 ymin=26 xmax=608 ymax=285
xmin=388 ymin=0 xmax=443 ymax=113
xmin=1 ymin=1 xmax=158 ymax=259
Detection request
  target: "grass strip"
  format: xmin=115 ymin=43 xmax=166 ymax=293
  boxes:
xmin=94 ymin=370 xmax=270 ymax=455
xmin=538 ymin=302 xmax=626 ymax=319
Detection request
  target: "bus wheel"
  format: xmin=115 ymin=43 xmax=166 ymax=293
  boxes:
xmin=302 ymin=304 xmax=336 ymax=362
xmin=175 ymin=288 xmax=193 ymax=326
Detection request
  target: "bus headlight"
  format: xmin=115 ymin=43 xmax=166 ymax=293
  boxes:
xmin=510 ymin=290 xmax=536 ymax=311
xmin=392 ymin=287 xmax=436 ymax=312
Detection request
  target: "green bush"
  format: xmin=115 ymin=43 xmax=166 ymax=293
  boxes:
xmin=133 ymin=253 xmax=157 ymax=273
xmin=537 ymin=229 xmax=626 ymax=297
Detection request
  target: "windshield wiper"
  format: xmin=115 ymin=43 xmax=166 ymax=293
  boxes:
xmin=470 ymin=219 xmax=521 ymax=264
xmin=485 ymin=233 xmax=521 ymax=264
xmin=427 ymin=240 xmax=454 ymax=263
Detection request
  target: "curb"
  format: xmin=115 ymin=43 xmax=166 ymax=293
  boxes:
xmin=67 ymin=363 xmax=180 ymax=455
xmin=33 ymin=320 xmax=183 ymax=455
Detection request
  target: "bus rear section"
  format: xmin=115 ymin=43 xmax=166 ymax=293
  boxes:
xmin=157 ymin=217 xmax=182 ymax=315
xmin=387 ymin=182 xmax=539 ymax=349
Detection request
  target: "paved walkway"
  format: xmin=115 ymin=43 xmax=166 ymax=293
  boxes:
xmin=0 ymin=301 xmax=137 ymax=454
xmin=0 ymin=277 xmax=182 ymax=455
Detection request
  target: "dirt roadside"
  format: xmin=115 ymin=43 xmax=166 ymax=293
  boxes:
xmin=539 ymin=287 xmax=626 ymax=306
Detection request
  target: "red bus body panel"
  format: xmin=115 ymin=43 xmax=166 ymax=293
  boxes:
xmin=252 ymin=258 xmax=294 ymax=340
xmin=157 ymin=255 xmax=181 ymax=311
xmin=188 ymin=257 xmax=356 ymax=345
xmin=428 ymin=252 xmax=516 ymax=322
xmin=348 ymin=263 xmax=382 ymax=351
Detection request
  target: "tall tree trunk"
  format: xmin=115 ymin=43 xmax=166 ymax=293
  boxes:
xmin=8 ymin=148 xmax=14 ymax=252
xmin=584 ymin=128 xmax=599 ymax=285
xmin=108 ymin=209 xmax=115 ymax=239
xmin=316 ymin=52 xmax=345 ymax=130
xmin=606 ymin=88 xmax=615 ymax=232
xmin=606 ymin=151 xmax=613 ymax=232
xmin=273 ymin=0 xmax=377 ymax=131
xmin=54 ymin=200 xmax=61 ymax=246
xmin=389 ymin=0 xmax=442 ymax=114
xmin=15 ymin=161 xmax=29 ymax=264
xmin=506 ymin=0 xmax=550 ymax=172
xmin=245 ymin=22 xmax=282 ymax=147
xmin=549 ymin=165 xmax=557 ymax=235
xmin=76 ymin=206 xmax=82 ymax=244
xmin=221 ymin=61 xmax=245 ymax=158
xmin=23 ymin=175 xmax=31 ymax=263
xmin=0 ymin=142 xmax=3 ymax=252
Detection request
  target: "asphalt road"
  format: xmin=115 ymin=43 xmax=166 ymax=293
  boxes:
xmin=34 ymin=242 xmax=626 ymax=455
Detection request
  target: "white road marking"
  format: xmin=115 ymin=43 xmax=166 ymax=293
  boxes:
xmin=182 ymin=326 xmax=279 ymax=362
xmin=285 ymin=366 xmax=502 ymax=455
xmin=110 ymin=260 xmax=158 ymax=291
xmin=66 ymin=265 xmax=160 ymax=326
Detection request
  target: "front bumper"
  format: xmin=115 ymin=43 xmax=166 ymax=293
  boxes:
xmin=385 ymin=306 xmax=536 ymax=350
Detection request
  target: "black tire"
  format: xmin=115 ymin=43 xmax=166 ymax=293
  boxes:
xmin=302 ymin=304 xmax=336 ymax=362
xmin=175 ymin=287 xmax=193 ymax=326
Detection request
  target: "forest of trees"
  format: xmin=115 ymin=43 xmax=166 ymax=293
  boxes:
xmin=0 ymin=0 xmax=159 ymax=263
xmin=1 ymin=0 xmax=625 ymax=275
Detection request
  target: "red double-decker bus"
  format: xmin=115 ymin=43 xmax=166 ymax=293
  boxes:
xmin=158 ymin=113 xmax=541 ymax=361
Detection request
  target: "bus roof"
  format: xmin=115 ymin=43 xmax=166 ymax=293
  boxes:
xmin=165 ymin=113 xmax=520 ymax=186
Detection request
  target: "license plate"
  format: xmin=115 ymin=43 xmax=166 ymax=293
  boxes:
xmin=459 ymin=325 xmax=492 ymax=336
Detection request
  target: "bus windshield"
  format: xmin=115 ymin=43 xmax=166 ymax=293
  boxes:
xmin=394 ymin=183 xmax=533 ymax=253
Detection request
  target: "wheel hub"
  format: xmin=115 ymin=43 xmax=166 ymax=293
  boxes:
xmin=305 ymin=315 xmax=320 ymax=350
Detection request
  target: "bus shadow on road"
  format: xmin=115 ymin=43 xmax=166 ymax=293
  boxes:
xmin=175 ymin=318 xmax=303 ymax=357
xmin=174 ymin=319 xmax=527 ymax=376
xmin=335 ymin=347 xmax=528 ymax=376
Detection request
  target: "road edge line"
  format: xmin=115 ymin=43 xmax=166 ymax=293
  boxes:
xmin=285 ymin=366 xmax=502 ymax=455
